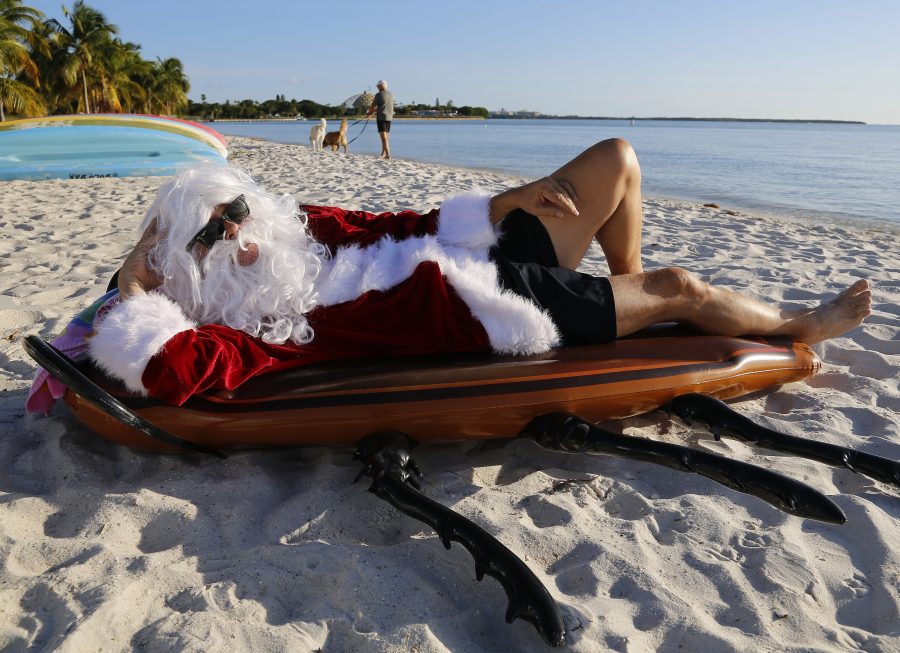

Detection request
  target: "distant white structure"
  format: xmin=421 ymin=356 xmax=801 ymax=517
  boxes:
xmin=493 ymin=108 xmax=543 ymax=118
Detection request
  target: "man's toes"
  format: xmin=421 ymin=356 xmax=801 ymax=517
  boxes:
xmin=833 ymin=280 xmax=870 ymax=304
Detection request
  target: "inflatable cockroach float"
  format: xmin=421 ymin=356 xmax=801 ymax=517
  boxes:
xmin=24 ymin=327 xmax=899 ymax=648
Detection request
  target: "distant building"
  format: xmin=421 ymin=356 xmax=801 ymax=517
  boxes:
xmin=410 ymin=109 xmax=459 ymax=117
xmin=491 ymin=108 xmax=543 ymax=118
xmin=353 ymin=91 xmax=374 ymax=115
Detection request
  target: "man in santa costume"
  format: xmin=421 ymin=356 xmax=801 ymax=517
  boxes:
xmin=54 ymin=139 xmax=871 ymax=407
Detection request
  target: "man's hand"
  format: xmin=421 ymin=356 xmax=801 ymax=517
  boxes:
xmin=489 ymin=176 xmax=579 ymax=224
xmin=118 ymin=219 xmax=165 ymax=297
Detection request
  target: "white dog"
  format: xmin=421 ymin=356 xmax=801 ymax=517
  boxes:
xmin=309 ymin=118 xmax=327 ymax=152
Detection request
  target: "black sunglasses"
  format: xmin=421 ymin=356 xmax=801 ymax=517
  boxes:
xmin=186 ymin=194 xmax=251 ymax=252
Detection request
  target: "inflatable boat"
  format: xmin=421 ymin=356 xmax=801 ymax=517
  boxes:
xmin=28 ymin=330 xmax=820 ymax=452
xmin=0 ymin=114 xmax=227 ymax=180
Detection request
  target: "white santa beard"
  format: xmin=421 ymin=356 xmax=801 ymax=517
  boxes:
xmin=165 ymin=228 xmax=325 ymax=345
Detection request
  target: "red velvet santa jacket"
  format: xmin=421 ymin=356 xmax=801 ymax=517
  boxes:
xmin=88 ymin=191 xmax=561 ymax=405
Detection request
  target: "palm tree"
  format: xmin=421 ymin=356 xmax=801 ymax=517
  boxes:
xmin=0 ymin=0 xmax=46 ymax=120
xmin=114 ymin=41 xmax=152 ymax=113
xmin=92 ymin=37 xmax=149 ymax=113
xmin=150 ymin=56 xmax=189 ymax=116
xmin=0 ymin=69 xmax=44 ymax=121
xmin=26 ymin=18 xmax=70 ymax=114
xmin=46 ymin=0 xmax=117 ymax=114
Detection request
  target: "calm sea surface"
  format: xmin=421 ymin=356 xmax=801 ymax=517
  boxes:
xmin=207 ymin=119 xmax=900 ymax=229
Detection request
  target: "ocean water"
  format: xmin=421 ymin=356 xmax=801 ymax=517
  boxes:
xmin=207 ymin=119 xmax=900 ymax=229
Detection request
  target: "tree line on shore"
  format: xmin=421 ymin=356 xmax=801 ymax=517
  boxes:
xmin=188 ymin=95 xmax=489 ymax=121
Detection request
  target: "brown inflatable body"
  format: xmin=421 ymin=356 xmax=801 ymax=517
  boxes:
xmin=63 ymin=331 xmax=820 ymax=453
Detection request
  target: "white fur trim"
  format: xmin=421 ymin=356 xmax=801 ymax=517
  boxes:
xmin=316 ymin=235 xmax=560 ymax=355
xmin=89 ymin=293 xmax=196 ymax=394
xmin=436 ymin=190 xmax=497 ymax=250
xmin=438 ymin=249 xmax=560 ymax=354
xmin=316 ymin=237 xmax=436 ymax=306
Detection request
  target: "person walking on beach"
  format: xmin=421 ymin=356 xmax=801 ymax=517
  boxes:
xmin=87 ymin=138 xmax=872 ymax=404
xmin=366 ymin=80 xmax=394 ymax=159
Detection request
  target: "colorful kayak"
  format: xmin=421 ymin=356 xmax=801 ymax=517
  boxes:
xmin=0 ymin=114 xmax=227 ymax=180
xmin=54 ymin=330 xmax=820 ymax=452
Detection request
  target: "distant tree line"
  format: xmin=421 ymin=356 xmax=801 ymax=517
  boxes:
xmin=188 ymin=96 xmax=490 ymax=121
xmin=187 ymin=96 xmax=345 ymax=121
xmin=397 ymin=103 xmax=488 ymax=118
xmin=1 ymin=0 xmax=191 ymax=121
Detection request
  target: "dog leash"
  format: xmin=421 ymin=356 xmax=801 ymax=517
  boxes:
xmin=347 ymin=117 xmax=370 ymax=145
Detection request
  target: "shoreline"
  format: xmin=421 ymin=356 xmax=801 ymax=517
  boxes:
xmin=201 ymin=116 xmax=486 ymax=123
xmin=501 ymin=116 xmax=868 ymax=124
xmin=192 ymin=116 xmax=869 ymax=125
xmin=2 ymin=136 xmax=898 ymax=653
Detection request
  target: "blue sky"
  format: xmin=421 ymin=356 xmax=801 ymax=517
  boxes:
xmin=29 ymin=0 xmax=900 ymax=124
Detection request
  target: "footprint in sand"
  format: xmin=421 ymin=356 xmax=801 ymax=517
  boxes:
xmin=549 ymin=540 xmax=603 ymax=596
xmin=737 ymin=530 xmax=775 ymax=549
xmin=601 ymin=485 xmax=653 ymax=520
xmin=703 ymin=543 xmax=745 ymax=564
xmin=841 ymin=573 xmax=871 ymax=598
xmin=165 ymin=586 xmax=209 ymax=613
xmin=608 ymin=575 xmax=668 ymax=631
xmin=44 ymin=501 xmax=101 ymax=539
xmin=17 ymin=581 xmax=78 ymax=650
xmin=647 ymin=508 xmax=692 ymax=545
xmin=519 ymin=494 xmax=573 ymax=528
xmin=138 ymin=508 xmax=196 ymax=554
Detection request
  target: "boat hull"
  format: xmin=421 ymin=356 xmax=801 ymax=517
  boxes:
xmin=63 ymin=333 xmax=820 ymax=452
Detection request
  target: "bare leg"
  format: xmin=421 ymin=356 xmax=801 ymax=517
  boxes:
xmin=380 ymin=131 xmax=391 ymax=159
xmin=610 ymin=269 xmax=872 ymax=344
xmin=535 ymin=138 xmax=643 ymax=273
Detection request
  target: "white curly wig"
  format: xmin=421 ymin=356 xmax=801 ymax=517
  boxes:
xmin=141 ymin=163 xmax=328 ymax=345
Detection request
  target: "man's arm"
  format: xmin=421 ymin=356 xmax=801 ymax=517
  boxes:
xmin=303 ymin=204 xmax=439 ymax=250
xmin=88 ymin=292 xmax=294 ymax=404
xmin=118 ymin=219 xmax=164 ymax=297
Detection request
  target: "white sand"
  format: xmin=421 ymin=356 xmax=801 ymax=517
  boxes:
xmin=2 ymin=137 xmax=898 ymax=652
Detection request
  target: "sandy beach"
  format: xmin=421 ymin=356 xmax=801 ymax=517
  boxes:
xmin=2 ymin=136 xmax=898 ymax=652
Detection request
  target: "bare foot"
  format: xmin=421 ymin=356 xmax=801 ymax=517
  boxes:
xmin=790 ymin=279 xmax=872 ymax=344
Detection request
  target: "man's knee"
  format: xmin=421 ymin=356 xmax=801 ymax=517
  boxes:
xmin=589 ymin=138 xmax=641 ymax=181
xmin=644 ymin=267 xmax=708 ymax=305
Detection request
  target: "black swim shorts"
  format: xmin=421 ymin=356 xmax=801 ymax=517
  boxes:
xmin=377 ymin=119 xmax=391 ymax=133
xmin=490 ymin=209 xmax=617 ymax=345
